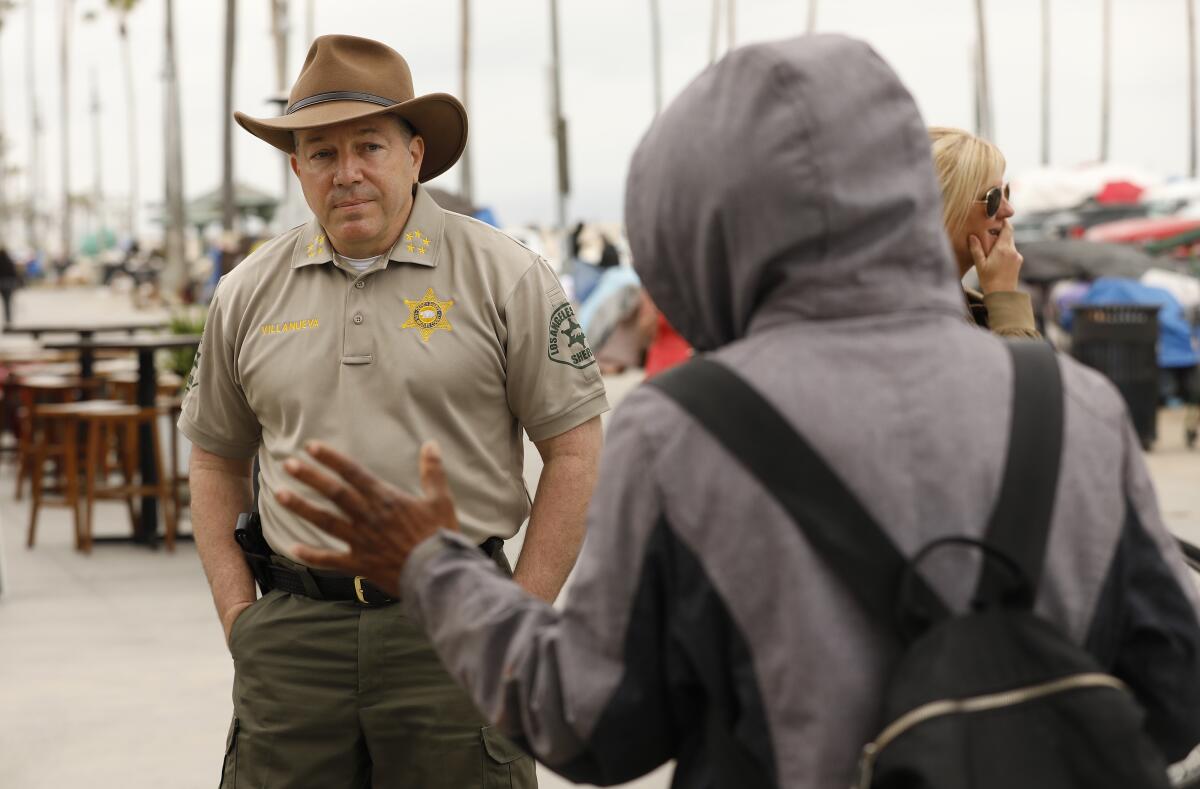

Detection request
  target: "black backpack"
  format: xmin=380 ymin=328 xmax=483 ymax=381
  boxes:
xmin=649 ymin=341 xmax=1171 ymax=789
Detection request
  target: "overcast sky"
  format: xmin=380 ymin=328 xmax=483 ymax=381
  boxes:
xmin=0 ymin=0 xmax=1195 ymax=243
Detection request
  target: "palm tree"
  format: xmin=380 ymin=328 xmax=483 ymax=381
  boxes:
xmin=708 ymin=0 xmax=734 ymax=64
xmin=0 ymin=1 xmax=16 ymax=240
xmin=24 ymin=1 xmax=40 ymax=255
xmin=271 ymin=0 xmax=291 ymax=214
xmin=1100 ymin=0 xmax=1112 ymax=161
xmin=649 ymin=0 xmax=663 ymax=114
xmin=82 ymin=10 xmax=103 ymax=237
xmin=460 ymin=0 xmax=473 ymax=202
xmin=973 ymin=0 xmax=993 ymax=140
xmin=1041 ymin=0 xmax=1051 ymax=165
xmin=108 ymin=0 xmax=141 ymax=241
xmin=726 ymin=0 xmax=735 ymax=50
xmin=1189 ymin=0 xmax=1197 ymax=177
xmin=221 ymin=0 xmax=237 ymax=232
xmin=163 ymin=0 xmax=186 ymax=294
xmin=548 ymin=0 xmax=567 ymax=235
xmin=807 ymin=0 xmax=817 ymax=33
xmin=709 ymin=0 xmax=720 ymax=64
xmin=60 ymin=0 xmax=74 ymax=263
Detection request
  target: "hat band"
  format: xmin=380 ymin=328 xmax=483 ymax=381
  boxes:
xmin=286 ymin=90 xmax=397 ymax=115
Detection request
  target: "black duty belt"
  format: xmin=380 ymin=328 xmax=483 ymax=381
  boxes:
xmin=266 ymin=536 xmax=505 ymax=606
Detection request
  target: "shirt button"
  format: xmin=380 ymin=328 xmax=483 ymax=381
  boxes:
xmin=353 ymin=313 xmax=364 ymax=325
xmin=355 ymin=280 xmax=365 ymax=289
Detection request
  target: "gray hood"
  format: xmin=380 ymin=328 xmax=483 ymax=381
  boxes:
xmin=625 ymin=34 xmax=965 ymax=351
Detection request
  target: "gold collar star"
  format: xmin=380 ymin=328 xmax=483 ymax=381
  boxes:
xmin=402 ymin=287 xmax=454 ymax=342
xmin=306 ymin=233 xmax=327 ymax=258
xmin=404 ymin=229 xmax=431 ymax=254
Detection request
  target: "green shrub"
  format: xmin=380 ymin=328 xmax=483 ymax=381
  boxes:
xmin=166 ymin=306 xmax=207 ymax=383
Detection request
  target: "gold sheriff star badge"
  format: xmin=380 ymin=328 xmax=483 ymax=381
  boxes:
xmin=402 ymin=287 xmax=454 ymax=342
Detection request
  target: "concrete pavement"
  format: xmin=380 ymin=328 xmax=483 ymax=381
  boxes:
xmin=1 ymin=287 xmax=1198 ymax=787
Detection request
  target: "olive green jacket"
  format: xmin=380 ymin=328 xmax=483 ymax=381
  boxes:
xmin=964 ymin=287 xmax=1041 ymax=339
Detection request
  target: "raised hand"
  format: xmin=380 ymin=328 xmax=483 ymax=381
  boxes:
xmin=276 ymin=440 xmax=460 ymax=597
xmin=969 ymin=220 xmax=1023 ymax=295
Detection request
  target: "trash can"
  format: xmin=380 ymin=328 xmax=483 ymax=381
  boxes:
xmin=1070 ymin=304 xmax=1160 ymax=450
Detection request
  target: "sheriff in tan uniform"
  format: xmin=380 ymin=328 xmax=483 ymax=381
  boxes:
xmin=182 ymin=34 xmax=606 ymax=788
xmin=183 ymin=184 xmax=606 ymax=562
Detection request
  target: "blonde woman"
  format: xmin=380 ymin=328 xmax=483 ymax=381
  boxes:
xmin=929 ymin=127 xmax=1040 ymax=338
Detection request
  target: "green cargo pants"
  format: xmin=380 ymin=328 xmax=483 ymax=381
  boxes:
xmin=219 ymin=560 xmax=537 ymax=788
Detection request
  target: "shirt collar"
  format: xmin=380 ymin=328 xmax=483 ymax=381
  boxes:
xmin=291 ymin=218 xmax=334 ymax=269
xmin=385 ymin=184 xmax=444 ymax=269
xmin=290 ymin=184 xmax=446 ymax=270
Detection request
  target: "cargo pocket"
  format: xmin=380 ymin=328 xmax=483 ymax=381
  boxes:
xmin=481 ymin=725 xmax=536 ymax=788
xmin=218 ymin=716 xmax=240 ymax=788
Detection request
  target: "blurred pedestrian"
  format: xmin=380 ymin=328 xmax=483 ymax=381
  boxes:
xmin=0 ymin=247 xmax=23 ymax=325
xmin=180 ymin=34 xmax=606 ymax=788
xmin=929 ymin=127 xmax=1040 ymax=337
xmin=278 ymin=34 xmax=1200 ymax=787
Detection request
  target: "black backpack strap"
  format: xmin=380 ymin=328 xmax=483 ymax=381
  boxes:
xmin=649 ymin=359 xmax=949 ymax=638
xmin=974 ymin=340 xmax=1064 ymax=608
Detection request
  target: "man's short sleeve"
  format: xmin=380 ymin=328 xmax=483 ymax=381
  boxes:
xmin=177 ymin=283 xmax=261 ymax=458
xmin=504 ymin=258 xmax=609 ymax=441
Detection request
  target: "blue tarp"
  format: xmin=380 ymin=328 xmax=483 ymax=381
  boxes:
xmin=1068 ymin=277 xmax=1200 ymax=369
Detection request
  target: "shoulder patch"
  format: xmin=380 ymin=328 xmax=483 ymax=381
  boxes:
xmin=547 ymin=302 xmax=596 ymax=369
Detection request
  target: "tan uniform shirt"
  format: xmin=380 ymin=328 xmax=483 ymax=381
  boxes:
xmin=179 ymin=186 xmax=609 ymax=561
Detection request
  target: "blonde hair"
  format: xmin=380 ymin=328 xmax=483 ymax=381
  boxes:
xmin=928 ymin=127 xmax=1006 ymax=240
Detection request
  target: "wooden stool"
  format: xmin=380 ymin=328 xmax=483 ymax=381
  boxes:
xmin=105 ymin=371 xmax=184 ymax=405
xmin=25 ymin=400 xmax=128 ymax=550
xmin=13 ymin=376 xmax=99 ymax=500
xmin=79 ymin=405 xmax=177 ymax=553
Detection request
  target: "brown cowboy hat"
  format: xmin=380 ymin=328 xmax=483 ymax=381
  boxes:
xmin=234 ymin=35 xmax=467 ymax=182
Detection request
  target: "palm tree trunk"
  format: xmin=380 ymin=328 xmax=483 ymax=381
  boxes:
xmin=163 ymin=0 xmax=186 ymax=294
xmin=1190 ymin=0 xmax=1198 ymax=177
xmin=709 ymin=0 xmax=720 ymax=64
xmin=0 ymin=32 xmax=8 ymax=242
xmin=807 ymin=0 xmax=818 ymax=33
xmin=1100 ymin=0 xmax=1112 ymax=161
xmin=549 ymin=0 xmax=567 ymax=234
xmin=0 ymin=4 xmax=12 ymax=243
xmin=60 ymin=0 xmax=73 ymax=263
xmin=90 ymin=69 xmax=103 ymax=235
xmin=459 ymin=0 xmax=473 ymax=202
xmin=119 ymin=13 xmax=138 ymax=240
xmin=25 ymin=2 xmax=39 ymax=254
xmin=649 ymin=0 xmax=663 ymax=114
xmin=1041 ymin=0 xmax=1051 ymax=165
xmin=726 ymin=0 xmax=735 ymax=50
xmin=221 ymin=0 xmax=236 ymax=232
xmin=973 ymin=0 xmax=993 ymax=140
xmin=305 ymin=0 xmax=314 ymax=43
xmin=271 ymin=0 xmax=291 ymax=218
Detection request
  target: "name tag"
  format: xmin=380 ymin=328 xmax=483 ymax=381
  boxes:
xmin=260 ymin=318 xmax=320 ymax=336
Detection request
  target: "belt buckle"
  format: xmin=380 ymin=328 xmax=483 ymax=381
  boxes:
xmin=353 ymin=576 xmax=371 ymax=605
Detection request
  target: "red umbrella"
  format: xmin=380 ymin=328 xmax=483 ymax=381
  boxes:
xmin=1094 ymin=179 xmax=1145 ymax=204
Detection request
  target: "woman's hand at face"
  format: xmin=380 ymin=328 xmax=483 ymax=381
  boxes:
xmin=968 ymin=220 xmax=1023 ymax=295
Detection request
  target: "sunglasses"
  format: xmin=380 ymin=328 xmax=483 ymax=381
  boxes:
xmin=975 ymin=184 xmax=1011 ymax=219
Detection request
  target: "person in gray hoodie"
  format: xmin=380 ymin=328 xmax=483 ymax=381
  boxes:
xmin=275 ymin=34 xmax=1200 ymax=787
